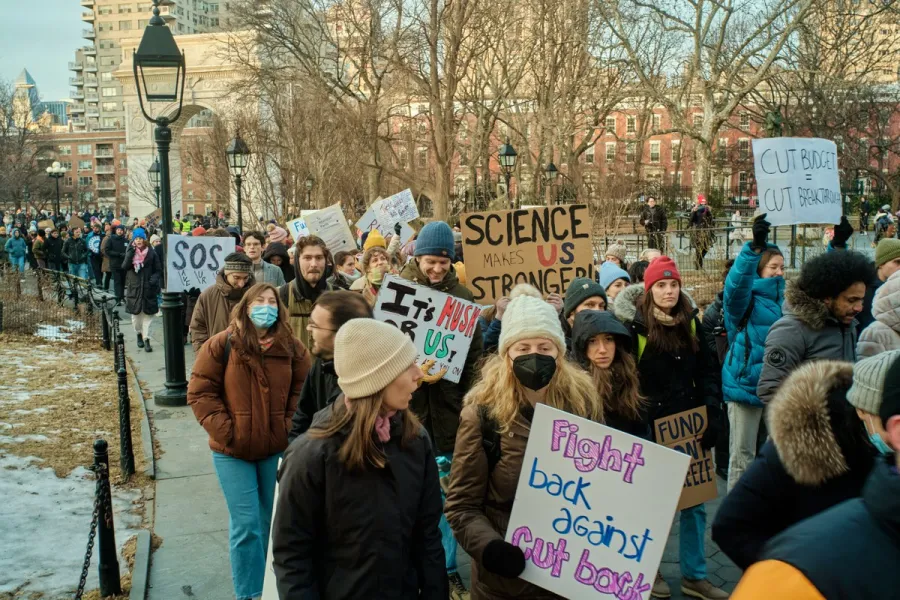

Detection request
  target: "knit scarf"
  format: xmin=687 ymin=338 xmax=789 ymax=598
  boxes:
xmin=343 ymin=396 xmax=396 ymax=442
xmin=258 ymin=337 xmax=274 ymax=353
xmin=132 ymin=246 xmax=149 ymax=271
xmin=652 ymin=306 xmax=677 ymax=326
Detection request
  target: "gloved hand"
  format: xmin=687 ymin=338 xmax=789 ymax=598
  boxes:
xmin=482 ymin=539 xmax=526 ymax=578
xmin=417 ymin=359 xmax=447 ymax=386
xmin=751 ymin=213 xmax=770 ymax=251
xmin=394 ymin=222 xmax=403 ymax=236
xmin=832 ymin=216 xmax=854 ymax=248
xmin=700 ymin=413 xmax=720 ymax=450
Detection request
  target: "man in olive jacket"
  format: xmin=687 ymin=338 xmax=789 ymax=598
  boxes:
xmin=189 ymin=253 xmax=254 ymax=351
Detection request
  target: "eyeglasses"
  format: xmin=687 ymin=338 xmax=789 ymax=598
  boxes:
xmin=307 ymin=321 xmax=337 ymax=332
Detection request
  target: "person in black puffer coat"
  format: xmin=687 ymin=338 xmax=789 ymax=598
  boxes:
xmin=44 ymin=228 xmax=64 ymax=271
xmin=123 ymin=230 xmax=162 ymax=352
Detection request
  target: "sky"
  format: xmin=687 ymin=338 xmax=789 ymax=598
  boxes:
xmin=0 ymin=0 xmax=87 ymax=102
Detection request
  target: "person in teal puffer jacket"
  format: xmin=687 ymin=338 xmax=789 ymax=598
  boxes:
xmin=722 ymin=214 xmax=784 ymax=492
xmin=5 ymin=229 xmax=28 ymax=273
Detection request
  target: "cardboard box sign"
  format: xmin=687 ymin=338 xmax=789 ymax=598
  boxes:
xmin=460 ymin=205 xmax=595 ymax=305
xmin=166 ymin=236 xmax=236 ymax=293
xmin=653 ymin=407 xmax=718 ymax=510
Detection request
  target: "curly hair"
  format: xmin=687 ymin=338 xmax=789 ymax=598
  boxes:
xmin=797 ymin=250 xmax=876 ymax=300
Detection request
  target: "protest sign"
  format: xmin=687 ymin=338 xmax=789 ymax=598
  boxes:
xmin=505 ymin=404 xmax=689 ymax=599
xmin=373 ymin=274 xmax=481 ymax=384
xmin=377 ymin=188 xmax=419 ymax=225
xmin=261 ymin=458 xmax=282 ymax=600
xmin=165 ymin=236 xmax=235 ymax=292
xmin=68 ymin=216 xmax=85 ymax=229
xmin=356 ymin=194 xmax=417 ymax=245
xmin=285 ymin=217 xmax=310 ymax=240
xmin=304 ymin=203 xmax=356 ymax=253
xmin=653 ymin=407 xmax=718 ymax=510
xmin=752 ymin=137 xmax=842 ymax=226
xmin=460 ymin=205 xmax=595 ymax=304
xmin=37 ymin=219 xmax=55 ymax=230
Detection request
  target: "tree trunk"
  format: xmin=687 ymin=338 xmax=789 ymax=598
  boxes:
xmin=693 ymin=145 xmax=712 ymax=201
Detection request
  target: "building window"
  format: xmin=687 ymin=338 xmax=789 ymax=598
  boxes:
xmin=101 ymin=117 xmax=119 ymax=128
xmin=585 ymin=145 xmax=595 ymax=164
xmin=417 ymin=147 xmax=428 ymax=168
xmin=60 ymin=161 xmax=72 ymax=170
xmin=740 ymin=113 xmax=750 ymax=131
xmin=206 ymin=191 xmax=212 ymax=200
xmin=187 ymin=204 xmax=195 ymax=214
xmin=625 ymin=141 xmax=636 ymax=163
xmin=188 ymin=191 xmax=194 ymax=200
xmin=652 ymin=114 xmax=661 ymax=131
xmin=626 ymin=116 xmax=636 ymax=135
xmin=605 ymin=116 xmax=616 ymax=134
xmin=120 ymin=176 xmax=128 ymax=186
xmin=693 ymin=114 xmax=703 ymax=128
xmin=739 ymin=138 xmax=750 ymax=160
xmin=459 ymin=152 xmax=469 ymax=167
xmin=118 ymin=20 xmax=132 ymax=30
xmin=118 ymin=4 xmax=132 ymax=12
xmin=102 ymin=102 xmax=118 ymax=111
xmin=100 ymin=56 xmax=116 ymax=67
xmin=399 ymin=148 xmax=409 ymax=169
xmin=99 ymin=6 xmax=112 ymax=14
xmin=78 ymin=160 xmax=93 ymax=171
xmin=59 ymin=145 xmax=72 ymax=155
xmin=717 ymin=138 xmax=728 ymax=160
xmin=78 ymin=176 xmax=93 ymax=186
xmin=66 ymin=177 xmax=74 ymax=186
xmin=672 ymin=140 xmax=681 ymax=162
xmin=605 ymin=142 xmax=616 ymax=163
xmin=101 ymin=87 xmax=117 ymax=97
xmin=458 ymin=121 xmax=468 ymax=140
xmin=187 ymin=173 xmax=193 ymax=184
xmin=119 ymin=158 xmax=127 ymax=169
xmin=77 ymin=144 xmax=92 ymax=155
xmin=738 ymin=171 xmax=748 ymax=188
xmin=118 ymin=143 xmax=126 ymax=153
xmin=184 ymin=156 xmax=193 ymax=167
xmin=101 ymin=72 xmax=114 ymax=82
xmin=650 ymin=141 xmax=661 ymax=163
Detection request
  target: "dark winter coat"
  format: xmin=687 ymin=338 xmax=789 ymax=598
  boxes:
xmin=287 ymin=358 xmax=341 ymax=442
xmin=190 ymin=271 xmax=255 ymax=352
xmin=722 ymin=243 xmax=785 ymax=407
xmin=63 ymin=236 xmax=90 ymax=265
xmin=641 ymin=204 xmax=668 ymax=232
xmin=263 ymin=242 xmax=293 ymax=284
xmin=103 ymin=233 xmax=127 ymax=272
xmin=123 ymin=246 xmax=163 ymax=315
xmin=712 ymin=361 xmax=874 ymax=570
xmin=757 ymin=280 xmax=858 ymax=404
xmin=278 ymin=265 xmax=333 ymax=352
xmin=44 ymin=235 xmax=63 ymax=265
xmin=400 ymin=259 xmax=484 ymax=453
xmin=703 ymin=291 xmax=725 ymax=360
xmin=0 ymin=234 xmax=8 ymax=261
xmin=732 ymin=457 xmax=900 ymax=599
xmin=272 ymin=403 xmax=447 ymax=600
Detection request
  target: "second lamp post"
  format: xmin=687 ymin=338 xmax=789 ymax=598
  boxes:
xmin=498 ymin=137 xmax=517 ymax=208
xmin=226 ymin=132 xmax=250 ymax=232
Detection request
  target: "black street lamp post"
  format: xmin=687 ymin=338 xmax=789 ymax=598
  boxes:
xmin=133 ymin=0 xmax=187 ymax=407
xmin=498 ymin=137 xmax=517 ymax=208
xmin=543 ymin=161 xmax=558 ymax=205
xmin=46 ymin=161 xmax=65 ymax=217
xmin=225 ymin=133 xmax=250 ymax=233
xmin=305 ymin=175 xmax=314 ymax=211
xmin=148 ymin=157 xmax=161 ymax=208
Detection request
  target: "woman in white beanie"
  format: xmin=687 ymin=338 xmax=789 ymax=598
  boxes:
xmin=445 ymin=284 xmax=602 ymax=600
xmin=272 ymin=318 xmax=447 ymax=600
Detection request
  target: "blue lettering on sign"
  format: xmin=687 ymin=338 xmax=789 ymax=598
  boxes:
xmin=528 ymin=457 xmax=593 ymax=511
xmin=551 ymin=507 xmax=653 ymax=564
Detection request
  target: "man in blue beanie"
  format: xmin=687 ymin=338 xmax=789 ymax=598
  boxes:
xmin=399 ymin=220 xmax=482 ymax=598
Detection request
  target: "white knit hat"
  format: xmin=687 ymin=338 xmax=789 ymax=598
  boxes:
xmin=334 ymin=319 xmax=418 ymax=399
xmin=847 ymin=349 xmax=900 ymax=414
xmin=498 ymin=284 xmax=566 ymax=356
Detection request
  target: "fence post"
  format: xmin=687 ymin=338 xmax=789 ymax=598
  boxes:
xmin=0 ymin=300 xmax=3 ymax=334
xmin=773 ymin=226 xmax=779 ymax=245
xmin=790 ymin=225 xmax=798 ymax=269
xmin=93 ymin=439 xmax=122 ymax=596
xmin=117 ymin=367 xmax=135 ymax=479
xmin=36 ymin=270 xmax=44 ymax=302
xmin=802 ymin=225 xmax=808 ymax=264
xmin=115 ymin=332 xmax=125 ymax=374
xmin=101 ymin=310 xmax=111 ymax=351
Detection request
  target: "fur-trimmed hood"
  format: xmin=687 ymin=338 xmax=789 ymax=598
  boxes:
xmin=612 ymin=282 xmax=697 ymax=325
xmin=767 ymin=360 xmax=854 ymax=485
xmin=783 ymin=279 xmax=838 ymax=331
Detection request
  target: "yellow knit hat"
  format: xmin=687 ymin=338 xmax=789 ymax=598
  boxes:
xmin=363 ymin=229 xmax=386 ymax=251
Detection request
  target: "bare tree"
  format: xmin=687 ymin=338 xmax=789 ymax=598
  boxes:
xmin=0 ymin=78 xmax=55 ymax=211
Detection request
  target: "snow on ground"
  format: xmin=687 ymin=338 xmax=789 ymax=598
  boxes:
xmin=33 ymin=319 xmax=85 ymax=343
xmin=0 ymin=454 xmax=143 ymax=599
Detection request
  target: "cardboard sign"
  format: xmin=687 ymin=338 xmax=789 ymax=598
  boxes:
xmin=165 ymin=236 xmax=235 ymax=292
xmin=505 ymin=404 xmax=689 ymax=599
xmin=285 ymin=217 xmax=310 ymax=241
xmin=653 ymin=407 xmax=718 ymax=510
xmin=752 ymin=137 xmax=842 ymax=226
xmin=460 ymin=205 xmax=595 ymax=304
xmin=37 ymin=219 xmax=55 ymax=230
xmin=68 ymin=216 xmax=85 ymax=229
xmin=304 ymin=203 xmax=356 ymax=253
xmin=373 ymin=275 xmax=481 ymax=384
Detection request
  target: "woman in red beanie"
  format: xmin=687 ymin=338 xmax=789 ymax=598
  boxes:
xmin=617 ymin=256 xmax=728 ymax=600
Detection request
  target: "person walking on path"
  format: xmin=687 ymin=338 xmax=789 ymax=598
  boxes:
xmin=278 ymin=235 xmax=333 ymax=351
xmin=689 ymin=196 xmax=715 ymax=270
xmin=189 ymin=282 xmax=311 ymax=600
xmin=712 ymin=358 xmax=879 ymax=570
xmin=0 ymin=226 xmax=8 ymax=270
xmin=243 ymin=231 xmax=285 ymax=286
xmin=86 ymin=222 xmax=105 ymax=286
xmin=444 ymin=284 xmax=602 ymax=600
xmin=5 ymin=229 xmax=27 ymax=273
xmin=730 ymin=352 xmax=900 ymax=599
xmin=104 ymin=224 xmax=128 ymax=302
xmin=757 ymin=249 xmax=876 ymax=404
xmin=641 ymin=196 xmax=668 ymax=250
xmin=721 ymin=215 xmax=785 ymax=491
xmin=859 ymin=196 xmax=871 ymax=231
xmin=31 ymin=229 xmax=47 ymax=269
xmin=63 ymin=226 xmax=90 ymax=280
xmin=44 ymin=228 xmax=64 ymax=272
xmin=615 ymin=257 xmax=728 ymax=600
xmin=272 ymin=319 xmax=446 ymax=600
xmin=190 ymin=253 xmax=255 ymax=352
xmin=123 ymin=230 xmax=162 ymax=352
xmin=571 ymin=309 xmax=649 ymax=438
xmin=288 ymin=290 xmax=373 ymax=441
xmin=399 ymin=220 xmax=484 ymax=599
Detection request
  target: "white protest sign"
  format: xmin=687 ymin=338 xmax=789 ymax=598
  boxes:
xmin=165 ymin=236 xmax=235 ymax=292
xmin=373 ymin=274 xmax=481 ymax=384
xmin=377 ymin=188 xmax=419 ymax=225
xmin=304 ymin=203 xmax=357 ymax=253
xmin=260 ymin=458 xmax=282 ymax=600
xmin=356 ymin=200 xmax=416 ymax=245
xmin=752 ymin=137 xmax=842 ymax=226
xmin=505 ymin=404 xmax=689 ymax=599
xmin=285 ymin=217 xmax=309 ymax=240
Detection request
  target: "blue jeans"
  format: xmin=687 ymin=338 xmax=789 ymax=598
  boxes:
xmin=680 ymin=503 xmax=707 ymax=580
xmin=437 ymin=453 xmax=458 ymax=573
xmin=212 ymin=452 xmax=281 ymax=600
xmin=10 ymin=256 xmax=25 ymax=272
xmin=68 ymin=262 xmax=89 ymax=280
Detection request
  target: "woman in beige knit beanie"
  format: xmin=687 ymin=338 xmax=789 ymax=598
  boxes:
xmin=272 ymin=318 xmax=448 ymax=599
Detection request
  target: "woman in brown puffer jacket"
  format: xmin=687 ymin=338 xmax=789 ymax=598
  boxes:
xmin=188 ymin=281 xmax=311 ymax=600
xmin=444 ymin=284 xmax=602 ymax=600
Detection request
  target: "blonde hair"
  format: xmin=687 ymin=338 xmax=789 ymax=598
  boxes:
xmin=466 ymin=353 xmax=603 ymax=431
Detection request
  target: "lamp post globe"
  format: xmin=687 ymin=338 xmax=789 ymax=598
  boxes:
xmin=148 ymin=158 xmax=161 ymax=208
xmin=133 ymin=0 xmax=188 ymax=407
xmin=46 ymin=160 xmax=66 ymax=217
xmin=225 ymin=133 xmax=251 ymax=233
xmin=498 ymin=137 xmax=517 ymax=208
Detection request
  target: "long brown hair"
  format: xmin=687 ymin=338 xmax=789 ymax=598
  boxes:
xmin=640 ymin=289 xmax=699 ymax=354
xmin=589 ymin=351 xmax=644 ymax=421
xmin=309 ymin=393 xmax=423 ymax=470
xmin=228 ymin=282 xmax=294 ymax=354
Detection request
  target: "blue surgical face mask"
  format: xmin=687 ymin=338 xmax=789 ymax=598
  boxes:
xmin=250 ymin=304 xmax=278 ymax=329
xmin=867 ymin=416 xmax=893 ymax=455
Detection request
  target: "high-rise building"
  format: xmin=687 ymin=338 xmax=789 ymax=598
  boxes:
xmin=11 ymin=69 xmax=71 ymax=128
xmin=69 ymin=0 xmax=232 ymax=132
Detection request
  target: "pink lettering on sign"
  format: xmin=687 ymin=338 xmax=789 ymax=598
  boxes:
xmin=551 ymin=419 xmax=646 ymax=483
xmin=510 ymin=526 xmax=571 ymax=578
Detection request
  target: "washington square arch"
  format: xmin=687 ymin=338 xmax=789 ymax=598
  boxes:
xmin=114 ymin=31 xmax=258 ymax=220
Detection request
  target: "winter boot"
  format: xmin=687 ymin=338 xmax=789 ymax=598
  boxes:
xmin=448 ymin=572 xmax=470 ymax=600
xmin=136 ymin=333 xmax=144 ymax=348
xmin=652 ymin=573 xmax=671 ymax=598
xmin=144 ymin=339 xmax=152 ymax=353
xmin=681 ymin=578 xmax=730 ymax=600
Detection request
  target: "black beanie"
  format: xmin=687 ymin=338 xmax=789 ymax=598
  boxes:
xmin=563 ymin=277 xmax=608 ymax=319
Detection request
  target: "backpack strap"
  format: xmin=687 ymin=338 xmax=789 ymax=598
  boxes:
xmin=478 ymin=404 xmax=502 ymax=472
